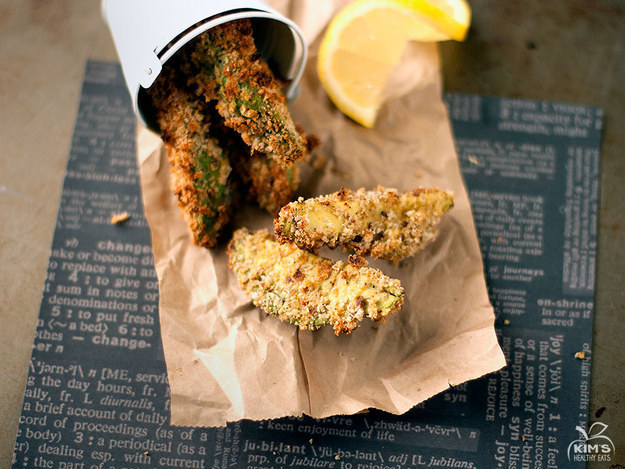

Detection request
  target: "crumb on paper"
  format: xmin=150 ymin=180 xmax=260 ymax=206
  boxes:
xmin=468 ymin=155 xmax=480 ymax=166
xmin=504 ymin=319 xmax=510 ymax=325
xmin=497 ymin=237 xmax=504 ymax=243
xmin=309 ymin=439 xmax=313 ymax=444
xmin=574 ymin=351 xmax=586 ymax=360
xmin=414 ymin=171 xmax=423 ymax=178
xmin=111 ymin=211 xmax=130 ymax=225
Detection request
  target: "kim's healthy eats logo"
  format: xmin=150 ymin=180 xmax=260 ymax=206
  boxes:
xmin=567 ymin=422 xmax=615 ymax=462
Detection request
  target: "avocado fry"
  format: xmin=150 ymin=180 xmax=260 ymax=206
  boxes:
xmin=188 ymin=19 xmax=309 ymax=166
xmin=201 ymin=103 xmax=301 ymax=215
xmin=149 ymin=66 xmax=235 ymax=248
xmin=274 ymin=186 xmax=454 ymax=263
xmin=228 ymin=228 xmax=404 ymax=334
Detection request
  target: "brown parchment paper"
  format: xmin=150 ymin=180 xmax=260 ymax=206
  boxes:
xmin=136 ymin=0 xmax=506 ymax=426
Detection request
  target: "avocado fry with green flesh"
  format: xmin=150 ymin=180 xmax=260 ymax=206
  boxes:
xmin=228 ymin=228 xmax=404 ymax=334
xmin=202 ymin=103 xmax=301 ymax=215
xmin=188 ymin=19 xmax=309 ymax=166
xmin=149 ymin=66 xmax=235 ymax=249
xmin=274 ymin=186 xmax=454 ymax=263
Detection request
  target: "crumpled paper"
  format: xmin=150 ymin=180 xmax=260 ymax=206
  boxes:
xmin=136 ymin=0 xmax=506 ymax=426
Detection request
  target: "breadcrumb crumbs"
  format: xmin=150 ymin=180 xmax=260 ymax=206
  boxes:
xmin=274 ymin=186 xmax=454 ymax=263
xmin=111 ymin=212 xmax=130 ymax=225
xmin=228 ymin=228 xmax=404 ymax=334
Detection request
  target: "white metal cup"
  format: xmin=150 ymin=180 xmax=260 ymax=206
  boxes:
xmin=101 ymin=0 xmax=307 ymax=130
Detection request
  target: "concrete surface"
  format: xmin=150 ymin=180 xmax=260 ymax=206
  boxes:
xmin=1 ymin=1 xmax=623 ymax=468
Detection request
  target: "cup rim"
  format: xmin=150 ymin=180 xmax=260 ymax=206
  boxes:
xmin=102 ymin=2 xmax=307 ymax=129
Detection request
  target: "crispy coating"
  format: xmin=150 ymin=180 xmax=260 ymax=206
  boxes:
xmin=188 ymin=19 xmax=309 ymax=166
xmin=228 ymin=229 xmax=404 ymax=334
xmin=149 ymin=67 xmax=234 ymax=248
xmin=146 ymin=20 xmax=318 ymax=246
xmin=232 ymin=149 xmax=300 ymax=214
xmin=203 ymin=104 xmax=301 ymax=215
xmin=274 ymin=186 xmax=454 ymax=263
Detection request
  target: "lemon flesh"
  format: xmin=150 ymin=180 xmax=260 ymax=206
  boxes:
xmin=317 ymin=0 xmax=471 ymax=127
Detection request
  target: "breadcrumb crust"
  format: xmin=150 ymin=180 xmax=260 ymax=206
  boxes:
xmin=150 ymin=68 xmax=234 ymax=248
xmin=189 ymin=20 xmax=309 ymax=166
xmin=228 ymin=229 xmax=404 ymax=334
xmin=274 ymin=186 xmax=454 ymax=263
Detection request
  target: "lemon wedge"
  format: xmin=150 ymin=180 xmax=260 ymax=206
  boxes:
xmin=317 ymin=0 xmax=471 ymax=127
